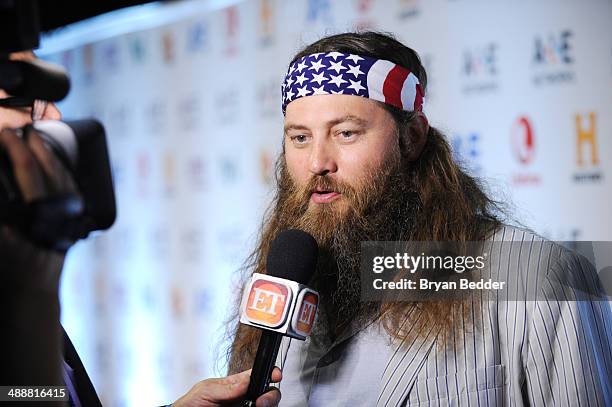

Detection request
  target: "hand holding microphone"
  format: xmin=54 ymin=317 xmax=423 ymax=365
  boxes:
xmin=172 ymin=367 xmax=282 ymax=407
xmin=173 ymin=229 xmax=318 ymax=407
xmin=239 ymin=229 xmax=319 ymax=405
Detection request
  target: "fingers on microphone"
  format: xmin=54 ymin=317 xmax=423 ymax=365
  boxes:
xmin=221 ymin=369 xmax=251 ymax=394
xmin=188 ymin=370 xmax=250 ymax=403
xmin=270 ymin=367 xmax=282 ymax=383
xmin=256 ymin=388 xmax=281 ymax=407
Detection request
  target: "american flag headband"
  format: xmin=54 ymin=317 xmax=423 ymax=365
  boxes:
xmin=281 ymin=52 xmax=425 ymax=115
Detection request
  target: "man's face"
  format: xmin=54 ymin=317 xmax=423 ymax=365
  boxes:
xmin=0 ymin=51 xmax=61 ymax=129
xmin=280 ymin=94 xmax=417 ymax=323
xmin=283 ymin=94 xmax=400 ymax=219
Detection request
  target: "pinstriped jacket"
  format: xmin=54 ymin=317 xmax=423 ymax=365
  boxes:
xmin=275 ymin=225 xmax=612 ymax=406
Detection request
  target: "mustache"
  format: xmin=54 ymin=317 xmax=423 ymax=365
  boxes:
xmin=291 ymin=173 xmax=368 ymax=207
xmin=306 ymin=175 xmax=351 ymax=195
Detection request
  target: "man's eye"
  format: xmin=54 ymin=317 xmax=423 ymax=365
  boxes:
xmin=290 ymin=135 xmax=309 ymax=144
xmin=338 ymin=130 xmax=358 ymax=140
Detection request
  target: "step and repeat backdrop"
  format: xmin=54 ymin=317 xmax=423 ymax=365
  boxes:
xmin=40 ymin=0 xmax=611 ymax=405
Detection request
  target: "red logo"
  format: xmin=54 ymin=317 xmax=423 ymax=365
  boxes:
xmin=511 ymin=116 xmax=535 ymax=165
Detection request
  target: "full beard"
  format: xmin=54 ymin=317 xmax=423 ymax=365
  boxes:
xmin=271 ymin=152 xmax=421 ymax=334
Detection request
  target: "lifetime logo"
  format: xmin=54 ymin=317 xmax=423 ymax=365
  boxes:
xmin=246 ymin=279 xmax=290 ymax=327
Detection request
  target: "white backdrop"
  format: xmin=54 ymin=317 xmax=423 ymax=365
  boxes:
xmin=39 ymin=0 xmax=612 ymax=405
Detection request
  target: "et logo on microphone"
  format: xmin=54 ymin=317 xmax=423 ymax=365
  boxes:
xmin=245 ymin=278 xmax=292 ymax=328
xmin=240 ymin=273 xmax=319 ymax=340
xmin=292 ymin=289 xmax=318 ymax=336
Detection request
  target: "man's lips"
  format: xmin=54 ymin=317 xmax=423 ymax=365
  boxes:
xmin=310 ymin=190 xmax=341 ymax=204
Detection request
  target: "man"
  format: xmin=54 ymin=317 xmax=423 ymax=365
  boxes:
xmin=0 ymin=50 xmax=281 ymax=407
xmin=227 ymin=31 xmax=611 ymax=406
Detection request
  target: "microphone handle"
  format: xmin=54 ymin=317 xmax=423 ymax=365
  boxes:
xmin=244 ymin=330 xmax=283 ymax=403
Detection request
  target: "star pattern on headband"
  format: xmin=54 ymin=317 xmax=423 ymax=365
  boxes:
xmin=311 ymin=71 xmax=328 ymax=85
xmin=295 ymin=72 xmax=308 ymax=86
xmin=296 ymin=86 xmax=311 ymax=97
xmin=309 ymin=59 xmax=326 ymax=72
xmin=282 ymin=53 xmax=374 ymax=105
xmin=296 ymin=61 xmax=308 ymax=72
xmin=312 ymin=85 xmax=328 ymax=95
xmin=328 ymin=73 xmax=347 ymax=87
xmin=346 ymin=64 xmax=364 ymax=78
xmin=347 ymin=79 xmax=366 ymax=93
xmin=327 ymin=51 xmax=344 ymax=60
xmin=328 ymin=60 xmax=347 ymax=74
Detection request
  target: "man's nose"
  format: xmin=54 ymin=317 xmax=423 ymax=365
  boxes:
xmin=308 ymin=138 xmax=337 ymax=176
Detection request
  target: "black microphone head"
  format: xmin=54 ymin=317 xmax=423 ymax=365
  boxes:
xmin=266 ymin=229 xmax=318 ymax=284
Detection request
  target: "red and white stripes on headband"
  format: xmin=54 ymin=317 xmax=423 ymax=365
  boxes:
xmin=281 ymin=52 xmax=425 ymax=114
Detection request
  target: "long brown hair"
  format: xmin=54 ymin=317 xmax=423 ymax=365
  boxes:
xmin=224 ymin=31 xmax=504 ymax=374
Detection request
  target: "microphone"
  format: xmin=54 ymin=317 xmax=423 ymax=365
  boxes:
xmin=239 ymin=229 xmax=319 ymax=405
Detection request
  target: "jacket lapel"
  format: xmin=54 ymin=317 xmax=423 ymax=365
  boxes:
xmin=376 ymin=308 xmax=441 ymax=407
xmin=62 ymin=327 xmax=103 ymax=407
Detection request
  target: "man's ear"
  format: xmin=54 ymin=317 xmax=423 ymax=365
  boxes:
xmin=402 ymin=112 xmax=428 ymax=161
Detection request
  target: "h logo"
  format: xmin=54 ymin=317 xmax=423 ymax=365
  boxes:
xmin=576 ymin=112 xmax=598 ymax=166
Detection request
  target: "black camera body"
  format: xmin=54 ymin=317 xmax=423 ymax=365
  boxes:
xmin=0 ymin=120 xmax=117 ymax=249
xmin=0 ymin=0 xmax=116 ymax=250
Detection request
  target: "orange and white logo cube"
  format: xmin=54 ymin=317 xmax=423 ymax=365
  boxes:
xmin=245 ymin=278 xmax=291 ymax=328
xmin=292 ymin=289 xmax=319 ymax=337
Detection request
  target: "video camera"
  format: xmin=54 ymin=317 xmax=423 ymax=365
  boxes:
xmin=0 ymin=0 xmax=116 ymax=250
